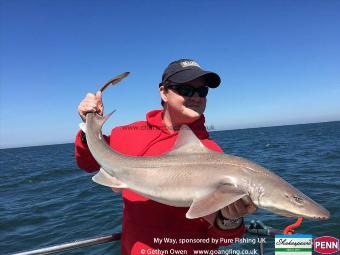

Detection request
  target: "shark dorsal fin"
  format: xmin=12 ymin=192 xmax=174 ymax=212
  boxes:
xmin=167 ymin=124 xmax=216 ymax=155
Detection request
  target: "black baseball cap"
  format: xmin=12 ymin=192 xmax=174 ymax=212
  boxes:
xmin=160 ymin=59 xmax=221 ymax=88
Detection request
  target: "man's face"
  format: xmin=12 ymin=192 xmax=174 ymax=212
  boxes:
xmin=161 ymin=77 xmax=207 ymax=124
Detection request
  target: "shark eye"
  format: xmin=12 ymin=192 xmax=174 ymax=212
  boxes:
xmin=293 ymin=195 xmax=303 ymax=204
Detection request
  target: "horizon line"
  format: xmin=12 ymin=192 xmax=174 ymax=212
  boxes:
xmin=1 ymin=120 xmax=339 ymax=150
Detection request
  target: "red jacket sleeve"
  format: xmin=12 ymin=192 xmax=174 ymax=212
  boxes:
xmin=74 ymin=130 xmax=109 ymax=173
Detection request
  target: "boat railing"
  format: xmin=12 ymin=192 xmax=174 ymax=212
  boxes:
xmin=8 ymin=233 xmax=121 ymax=255
xmin=7 ymin=220 xmax=281 ymax=255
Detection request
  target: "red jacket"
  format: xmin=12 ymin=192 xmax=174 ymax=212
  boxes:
xmin=75 ymin=110 xmax=245 ymax=255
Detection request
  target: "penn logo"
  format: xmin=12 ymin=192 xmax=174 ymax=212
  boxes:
xmin=314 ymin=236 xmax=339 ymax=254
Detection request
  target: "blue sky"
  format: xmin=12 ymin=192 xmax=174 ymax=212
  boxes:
xmin=1 ymin=0 xmax=339 ymax=148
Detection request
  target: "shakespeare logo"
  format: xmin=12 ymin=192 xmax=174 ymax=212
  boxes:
xmin=275 ymin=234 xmax=312 ymax=255
xmin=314 ymin=236 xmax=339 ymax=254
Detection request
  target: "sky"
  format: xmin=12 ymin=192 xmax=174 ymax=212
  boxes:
xmin=0 ymin=0 xmax=339 ymax=148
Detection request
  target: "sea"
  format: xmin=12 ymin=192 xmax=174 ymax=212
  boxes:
xmin=1 ymin=121 xmax=339 ymax=255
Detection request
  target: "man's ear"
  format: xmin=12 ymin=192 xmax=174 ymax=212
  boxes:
xmin=159 ymin=86 xmax=168 ymax=103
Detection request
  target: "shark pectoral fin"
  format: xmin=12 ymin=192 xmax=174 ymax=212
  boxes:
xmin=92 ymin=168 xmax=127 ymax=189
xmin=186 ymin=184 xmax=248 ymax=219
xmin=167 ymin=125 xmax=218 ymax=155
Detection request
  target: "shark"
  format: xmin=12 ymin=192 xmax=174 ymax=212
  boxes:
xmin=84 ymin=112 xmax=330 ymax=220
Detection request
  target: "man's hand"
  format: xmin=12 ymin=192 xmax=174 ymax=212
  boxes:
xmin=220 ymin=198 xmax=257 ymax=219
xmin=203 ymin=198 xmax=257 ymax=226
xmin=78 ymin=91 xmax=104 ymax=122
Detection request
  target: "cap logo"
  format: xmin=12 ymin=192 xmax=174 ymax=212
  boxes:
xmin=180 ymin=60 xmax=201 ymax=68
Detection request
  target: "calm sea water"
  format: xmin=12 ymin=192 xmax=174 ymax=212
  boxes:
xmin=1 ymin=121 xmax=339 ymax=254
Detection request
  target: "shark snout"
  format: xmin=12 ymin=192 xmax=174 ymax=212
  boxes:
xmin=310 ymin=207 xmax=330 ymax=220
xmin=300 ymin=199 xmax=331 ymax=220
xmin=262 ymin=187 xmax=331 ymax=220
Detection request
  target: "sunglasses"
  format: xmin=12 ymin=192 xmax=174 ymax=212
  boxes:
xmin=165 ymin=84 xmax=209 ymax=98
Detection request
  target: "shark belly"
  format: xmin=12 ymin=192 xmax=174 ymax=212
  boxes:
xmin=114 ymin=166 xmax=217 ymax=207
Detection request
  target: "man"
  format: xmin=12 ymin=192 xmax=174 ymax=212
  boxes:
xmin=75 ymin=59 xmax=256 ymax=255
